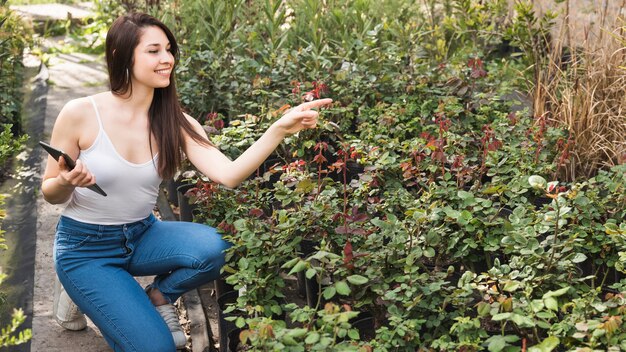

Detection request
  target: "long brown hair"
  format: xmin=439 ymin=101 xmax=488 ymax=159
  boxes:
xmin=105 ymin=13 xmax=210 ymax=179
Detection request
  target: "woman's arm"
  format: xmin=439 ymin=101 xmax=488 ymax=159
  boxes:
xmin=184 ymin=98 xmax=332 ymax=188
xmin=42 ymin=99 xmax=97 ymax=204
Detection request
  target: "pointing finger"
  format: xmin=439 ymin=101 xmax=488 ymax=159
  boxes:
xmin=299 ymin=98 xmax=333 ymax=111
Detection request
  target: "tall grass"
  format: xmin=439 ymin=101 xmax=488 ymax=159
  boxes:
xmin=530 ymin=3 xmax=626 ymax=181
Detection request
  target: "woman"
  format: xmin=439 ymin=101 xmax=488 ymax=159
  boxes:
xmin=42 ymin=12 xmax=331 ymax=351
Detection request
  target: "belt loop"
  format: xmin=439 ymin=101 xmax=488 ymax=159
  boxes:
xmin=98 ymin=224 xmax=105 ymax=238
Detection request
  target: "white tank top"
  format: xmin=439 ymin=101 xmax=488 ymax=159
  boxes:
xmin=62 ymin=96 xmax=162 ymax=225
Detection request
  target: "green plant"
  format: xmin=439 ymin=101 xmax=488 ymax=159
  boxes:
xmin=0 ymin=2 xmax=31 ymax=126
xmin=147 ymin=1 xmax=626 ymax=349
xmin=238 ymin=303 xmax=366 ymax=351
xmin=0 ymin=194 xmax=32 ymax=347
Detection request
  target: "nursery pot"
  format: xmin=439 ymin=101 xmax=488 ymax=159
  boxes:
xmin=214 ymin=274 xmax=235 ymax=299
xmin=330 ymin=161 xmax=364 ymax=183
xmin=260 ymin=157 xmax=283 ymax=188
xmin=497 ymin=207 xmax=513 ymax=219
xmin=177 ymin=183 xmax=198 ymax=222
xmin=297 ymin=239 xmax=320 ymax=302
xmin=532 ymin=196 xmax=552 ymax=210
xmin=305 ymin=272 xmax=324 ymax=308
xmin=227 ymin=328 xmax=242 ymax=352
xmin=350 ymin=311 xmax=376 ymax=341
xmin=166 ymin=178 xmax=184 ymax=207
xmin=217 ymin=290 xmax=240 ymax=352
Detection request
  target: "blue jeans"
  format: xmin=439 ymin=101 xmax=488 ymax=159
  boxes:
xmin=54 ymin=214 xmax=231 ymax=352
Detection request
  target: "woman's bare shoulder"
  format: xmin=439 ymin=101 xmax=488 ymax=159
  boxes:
xmin=57 ymin=96 xmax=95 ymax=124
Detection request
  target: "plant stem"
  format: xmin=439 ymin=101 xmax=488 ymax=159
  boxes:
xmin=545 ymin=197 xmax=561 ymax=273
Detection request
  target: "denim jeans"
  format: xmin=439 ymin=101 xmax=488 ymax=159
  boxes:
xmin=54 ymin=214 xmax=231 ymax=352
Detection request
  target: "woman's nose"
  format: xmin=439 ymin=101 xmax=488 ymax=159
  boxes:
xmin=160 ymin=50 xmax=174 ymax=64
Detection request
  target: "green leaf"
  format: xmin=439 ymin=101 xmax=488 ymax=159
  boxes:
xmin=511 ymin=313 xmax=535 ymax=328
xmin=335 ymin=281 xmax=351 ymax=295
xmin=457 ymin=190 xmax=473 ymax=200
xmin=424 ymin=247 xmax=436 ymax=258
xmin=444 ymin=208 xmax=460 ymax=219
xmin=348 ymin=328 xmax=360 ymax=340
xmin=281 ymin=257 xmax=299 ymax=269
xmin=544 ymin=297 xmax=558 ymax=311
xmin=346 ymin=275 xmax=368 ymax=285
xmin=287 ymin=328 xmax=307 ymax=339
xmin=306 ymin=268 xmax=317 ymax=279
xmin=528 ymin=336 xmax=559 ymax=352
xmin=542 ymin=286 xmax=570 ymax=298
xmin=572 ymin=253 xmax=587 ymax=263
xmin=323 ymin=286 xmax=336 ymax=300
xmin=305 ymin=332 xmax=320 ymax=344
xmin=605 ymin=222 xmax=620 ymax=235
xmin=477 ymin=302 xmax=491 ymax=317
xmin=491 ymin=313 xmax=511 ymax=321
xmin=503 ymin=281 xmax=520 ymax=292
xmin=488 ymin=336 xmax=506 ymax=352
xmin=288 ymin=260 xmax=308 ymax=275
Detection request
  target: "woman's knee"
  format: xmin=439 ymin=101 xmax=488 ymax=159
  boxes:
xmin=129 ymin=336 xmax=176 ymax=352
xmin=109 ymin=325 xmax=175 ymax=352
xmin=194 ymin=238 xmax=229 ymax=274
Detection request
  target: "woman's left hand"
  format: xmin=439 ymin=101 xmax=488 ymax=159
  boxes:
xmin=274 ymin=98 xmax=333 ymax=136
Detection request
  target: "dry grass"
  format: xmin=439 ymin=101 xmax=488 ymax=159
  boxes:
xmin=530 ymin=1 xmax=626 ymax=181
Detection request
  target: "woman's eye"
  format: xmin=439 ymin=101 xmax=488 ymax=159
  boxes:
xmin=149 ymin=50 xmax=158 ymax=54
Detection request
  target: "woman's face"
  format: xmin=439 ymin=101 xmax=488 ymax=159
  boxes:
xmin=131 ymin=25 xmax=174 ymax=89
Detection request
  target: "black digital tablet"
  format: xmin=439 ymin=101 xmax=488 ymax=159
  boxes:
xmin=39 ymin=141 xmax=107 ymax=197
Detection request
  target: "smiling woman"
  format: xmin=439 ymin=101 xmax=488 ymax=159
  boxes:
xmin=39 ymin=12 xmax=332 ymax=352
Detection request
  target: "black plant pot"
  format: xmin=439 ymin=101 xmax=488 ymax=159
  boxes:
xmin=305 ymin=274 xmax=323 ymax=308
xmin=217 ymin=290 xmax=240 ymax=352
xmin=215 ymin=274 xmax=235 ymax=299
xmin=330 ymin=161 xmax=364 ymax=183
xmin=297 ymin=239 xmax=320 ymax=303
xmin=532 ymin=196 xmax=552 ymax=210
xmin=260 ymin=157 xmax=283 ymax=188
xmin=166 ymin=178 xmax=184 ymax=207
xmin=299 ymin=239 xmax=319 ymax=257
xmin=296 ymin=270 xmax=307 ymax=299
xmin=497 ymin=207 xmax=513 ymax=219
xmin=177 ymin=183 xmax=198 ymax=222
xmin=227 ymin=328 xmax=242 ymax=352
xmin=349 ymin=311 xmax=376 ymax=341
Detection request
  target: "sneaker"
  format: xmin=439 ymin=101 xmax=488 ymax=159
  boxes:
xmin=53 ymin=275 xmax=87 ymax=331
xmin=155 ymin=303 xmax=187 ymax=349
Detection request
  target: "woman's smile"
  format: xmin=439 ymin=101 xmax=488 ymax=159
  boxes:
xmin=155 ymin=68 xmax=171 ymax=76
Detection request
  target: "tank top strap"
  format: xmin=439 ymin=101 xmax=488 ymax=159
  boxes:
xmin=88 ymin=96 xmax=104 ymax=131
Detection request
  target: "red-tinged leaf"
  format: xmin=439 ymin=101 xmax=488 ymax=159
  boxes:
xmin=343 ymin=240 xmax=354 ymax=267
xmin=335 ymin=226 xmax=350 ymax=234
xmin=352 ymin=213 xmax=369 ymax=223
xmin=351 ymin=228 xmax=367 ymax=236
xmin=249 ymin=208 xmax=264 ymax=218
xmin=332 ymin=212 xmax=344 ymax=222
xmin=313 ymin=154 xmax=327 ymax=164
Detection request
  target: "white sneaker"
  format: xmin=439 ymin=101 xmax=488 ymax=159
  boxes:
xmin=53 ymin=275 xmax=87 ymax=331
xmin=155 ymin=304 xmax=187 ymax=349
